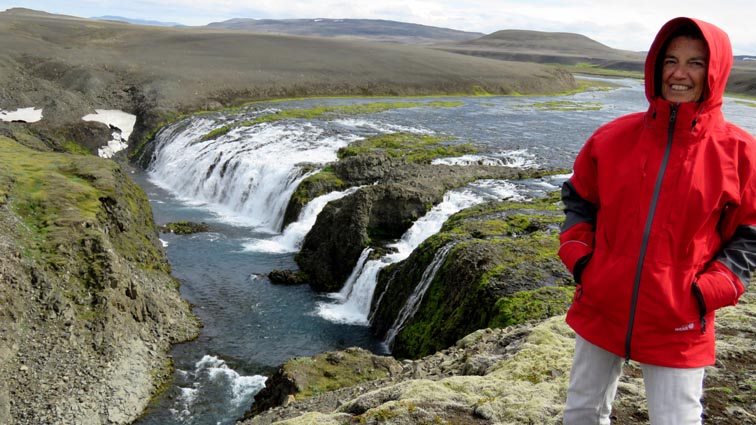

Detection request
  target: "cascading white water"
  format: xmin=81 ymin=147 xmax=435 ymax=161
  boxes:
xmin=316 ymin=179 xmax=526 ymax=325
xmin=171 ymin=355 xmax=267 ymax=422
xmin=242 ymin=186 xmax=362 ymax=253
xmin=383 ymin=243 xmax=455 ymax=348
xmin=148 ymin=115 xmax=360 ymax=231
xmin=432 ymin=149 xmax=537 ymax=168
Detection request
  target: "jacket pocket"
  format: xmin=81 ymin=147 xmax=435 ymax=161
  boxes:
xmin=572 ymin=253 xmax=593 ymax=284
xmin=691 ymin=281 xmax=708 ymax=334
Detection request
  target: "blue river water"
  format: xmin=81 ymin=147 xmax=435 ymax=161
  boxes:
xmin=132 ymin=77 xmax=756 ymax=424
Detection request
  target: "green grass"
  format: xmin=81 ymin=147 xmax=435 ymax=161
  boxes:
xmin=514 ymin=100 xmax=603 ymax=111
xmin=0 ymin=136 xmax=168 ymax=292
xmin=337 ymin=132 xmax=476 ymax=164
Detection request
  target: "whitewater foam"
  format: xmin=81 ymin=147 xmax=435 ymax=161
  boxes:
xmin=171 ymin=355 xmax=266 ymax=422
xmin=243 ymin=186 xmax=362 ymax=253
xmin=432 ymin=149 xmax=537 ymax=168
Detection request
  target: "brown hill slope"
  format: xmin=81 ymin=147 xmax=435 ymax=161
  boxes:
xmin=434 ymin=29 xmax=646 ymax=71
xmin=0 ymin=8 xmax=574 ymax=154
xmin=205 ymin=18 xmax=484 ymax=44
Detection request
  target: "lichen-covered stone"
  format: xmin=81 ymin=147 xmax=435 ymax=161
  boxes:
xmin=243 ymin=347 xmax=403 ymax=420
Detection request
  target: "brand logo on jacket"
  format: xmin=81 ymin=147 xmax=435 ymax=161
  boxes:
xmin=675 ymin=323 xmax=696 ymax=332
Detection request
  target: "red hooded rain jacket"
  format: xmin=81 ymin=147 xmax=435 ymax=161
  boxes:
xmin=559 ymin=17 xmax=756 ymax=368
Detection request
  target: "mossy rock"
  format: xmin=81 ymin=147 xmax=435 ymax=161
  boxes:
xmin=245 ymin=347 xmax=402 ymax=418
xmin=159 ymin=221 xmax=210 ymax=235
xmin=371 ymin=191 xmax=574 ymax=359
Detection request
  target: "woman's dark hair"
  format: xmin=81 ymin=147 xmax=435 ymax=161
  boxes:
xmin=654 ymin=24 xmax=707 ymax=98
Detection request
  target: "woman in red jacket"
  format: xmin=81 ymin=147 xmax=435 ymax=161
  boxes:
xmin=560 ymin=17 xmax=756 ymax=424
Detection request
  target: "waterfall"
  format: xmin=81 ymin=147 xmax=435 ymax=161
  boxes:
xmin=383 ymin=243 xmax=455 ymax=348
xmin=242 ymin=186 xmax=362 ymax=253
xmin=316 ymin=179 xmax=525 ymax=325
xmin=147 ymin=115 xmax=359 ymax=231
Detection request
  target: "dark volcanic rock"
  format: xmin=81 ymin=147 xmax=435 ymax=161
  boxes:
xmin=268 ymin=269 xmax=309 ymax=285
xmin=296 ymin=190 xmax=373 ymax=292
xmin=159 ymin=220 xmax=210 ymax=235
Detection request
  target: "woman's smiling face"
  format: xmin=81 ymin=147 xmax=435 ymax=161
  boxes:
xmin=661 ymin=36 xmax=709 ymax=103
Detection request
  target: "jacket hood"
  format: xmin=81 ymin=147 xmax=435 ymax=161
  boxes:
xmin=645 ymin=17 xmax=733 ymax=112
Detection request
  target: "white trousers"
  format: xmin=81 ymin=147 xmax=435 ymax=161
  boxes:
xmin=563 ymin=335 xmax=705 ymax=425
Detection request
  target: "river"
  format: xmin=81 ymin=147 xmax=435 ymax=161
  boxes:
xmin=132 ymin=77 xmax=756 ymax=424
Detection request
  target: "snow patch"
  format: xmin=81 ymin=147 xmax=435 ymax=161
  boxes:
xmin=0 ymin=107 xmax=43 ymax=123
xmin=82 ymin=109 xmax=137 ymax=159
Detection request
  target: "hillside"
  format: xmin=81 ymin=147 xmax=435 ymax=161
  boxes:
xmin=0 ymin=136 xmax=199 ymax=423
xmin=434 ymin=29 xmax=647 ymax=72
xmin=0 ymin=8 xmax=575 ymax=156
xmin=206 ymin=18 xmax=484 ymax=44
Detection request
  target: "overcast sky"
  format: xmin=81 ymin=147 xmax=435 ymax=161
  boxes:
xmin=2 ymin=1 xmax=755 ymax=55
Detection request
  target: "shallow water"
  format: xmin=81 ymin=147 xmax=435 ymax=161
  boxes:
xmin=133 ymin=77 xmax=756 ymax=424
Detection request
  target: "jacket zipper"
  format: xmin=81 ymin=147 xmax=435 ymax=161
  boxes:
xmin=624 ymin=104 xmax=678 ymax=363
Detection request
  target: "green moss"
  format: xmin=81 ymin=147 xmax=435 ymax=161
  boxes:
xmin=735 ymin=100 xmax=756 ymax=107
xmin=388 ymin=192 xmax=573 ymax=359
xmin=0 ymin=136 xmax=168 ymax=295
xmin=561 ymin=63 xmax=643 ymax=79
xmin=159 ymin=221 xmax=210 ymax=235
xmin=490 ymin=286 xmax=574 ymax=328
xmin=471 ymin=85 xmax=492 ymax=96
xmin=337 ymin=132 xmax=476 ymax=164
xmin=283 ymin=350 xmax=394 ymax=399
xmin=288 ymin=167 xmax=347 ymax=212
xmin=61 ymin=141 xmax=92 ymax=155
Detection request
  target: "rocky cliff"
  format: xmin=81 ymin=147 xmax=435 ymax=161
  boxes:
xmin=0 ymin=136 xmax=199 ymax=423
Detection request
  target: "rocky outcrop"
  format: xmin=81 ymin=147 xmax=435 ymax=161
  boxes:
xmin=240 ymin=290 xmax=756 ymax=425
xmin=268 ymin=269 xmax=309 ymax=286
xmin=294 ymin=145 xmax=563 ymax=292
xmin=243 ymin=347 xmax=403 ymax=419
xmin=0 ymin=136 xmax=199 ymax=424
xmin=158 ymin=220 xmax=210 ymax=235
xmin=370 ymin=193 xmax=575 ymax=359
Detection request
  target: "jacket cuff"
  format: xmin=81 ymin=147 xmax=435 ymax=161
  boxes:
xmin=696 ymin=261 xmax=746 ymax=312
xmin=558 ymin=240 xmax=593 ymax=274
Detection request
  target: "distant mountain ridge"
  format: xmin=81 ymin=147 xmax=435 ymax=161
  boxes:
xmin=205 ymin=18 xmax=484 ymax=44
xmin=467 ymin=29 xmax=626 ymax=55
xmin=92 ymin=15 xmax=185 ymax=27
